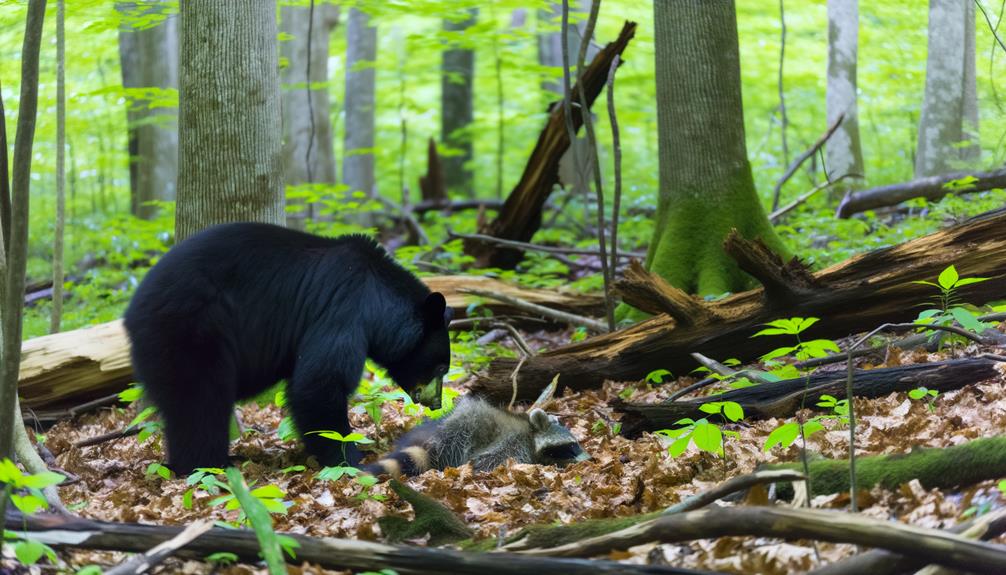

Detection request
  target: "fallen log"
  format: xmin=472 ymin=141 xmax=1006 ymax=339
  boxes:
xmin=18 ymin=276 xmax=601 ymax=410
xmin=615 ymin=358 xmax=999 ymax=437
xmin=509 ymin=505 xmax=1006 ymax=575
xmin=835 ymin=167 xmax=1006 ymax=218
xmin=763 ymin=436 xmax=1006 ymax=499
xmin=3 ymin=511 xmax=711 ymax=575
xmin=470 ymin=208 xmax=1006 ymax=403
xmin=463 ymin=21 xmax=636 ymax=268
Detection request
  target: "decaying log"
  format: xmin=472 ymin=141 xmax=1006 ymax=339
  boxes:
xmin=511 ymin=505 xmax=1006 ymax=575
xmin=613 ymin=260 xmax=719 ymax=327
xmin=18 ymin=276 xmax=601 ymax=411
xmin=463 ymin=21 xmax=636 ymax=268
xmin=722 ymin=231 xmax=820 ymax=308
xmin=836 ymin=167 xmax=1006 ymax=218
xmin=762 ymin=436 xmax=1006 ymax=499
xmin=3 ymin=511 xmax=708 ymax=575
xmin=471 ymin=208 xmax=1006 ymax=404
xmin=615 ymin=358 xmax=999 ymax=437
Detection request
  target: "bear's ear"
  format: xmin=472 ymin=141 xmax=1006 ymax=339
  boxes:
xmin=422 ymin=292 xmax=449 ymax=328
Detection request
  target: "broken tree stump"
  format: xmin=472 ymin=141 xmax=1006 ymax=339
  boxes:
xmin=463 ymin=21 xmax=636 ymax=269
xmin=615 ymin=358 xmax=1000 ymax=437
xmin=470 ymin=208 xmax=1006 ymax=404
xmin=19 ymin=276 xmax=602 ymax=411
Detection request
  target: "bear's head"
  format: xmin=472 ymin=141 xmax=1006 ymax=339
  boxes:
xmin=386 ymin=292 xmax=452 ymax=410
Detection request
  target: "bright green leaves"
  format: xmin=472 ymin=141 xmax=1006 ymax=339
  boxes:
xmin=657 ymin=401 xmax=744 ymax=458
xmin=763 ymin=421 xmax=800 ymax=452
xmin=645 ymin=369 xmax=673 ymax=384
xmin=913 ymin=265 xmax=992 ymax=345
xmin=306 ymin=430 xmax=374 ymax=445
xmin=753 ymin=317 xmax=819 ymax=337
xmin=0 ymin=458 xmax=65 ymax=515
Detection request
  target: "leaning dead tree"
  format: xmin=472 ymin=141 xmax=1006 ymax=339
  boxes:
xmin=471 ymin=208 xmax=1006 ymax=403
xmin=463 ymin=21 xmax=636 ymax=268
xmin=836 ymin=167 xmax=1006 ymax=218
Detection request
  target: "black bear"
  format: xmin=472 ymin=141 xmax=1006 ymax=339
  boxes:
xmin=123 ymin=222 xmax=452 ymax=474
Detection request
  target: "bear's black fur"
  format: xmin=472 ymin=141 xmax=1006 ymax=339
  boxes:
xmin=123 ymin=222 xmax=452 ymax=474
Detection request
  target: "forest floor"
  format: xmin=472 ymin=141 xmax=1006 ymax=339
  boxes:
xmin=16 ymin=323 xmax=1006 ymax=574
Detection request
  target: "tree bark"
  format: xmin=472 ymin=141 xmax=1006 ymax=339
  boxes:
xmin=463 ymin=21 xmax=635 ymax=268
xmin=117 ymin=1 xmax=179 ymax=220
xmin=825 ymin=0 xmax=864 ymax=182
xmin=836 ymin=167 xmax=1006 ymax=218
xmin=441 ymin=8 xmax=476 ymax=198
xmin=281 ymin=2 xmax=338 ymax=229
xmin=471 ymin=208 xmax=1006 ymax=403
xmin=343 ymin=7 xmax=377 ymax=199
xmin=646 ymin=0 xmax=789 ymax=297
xmin=915 ymin=0 xmax=979 ymax=177
xmin=175 ymin=0 xmax=284 ymax=241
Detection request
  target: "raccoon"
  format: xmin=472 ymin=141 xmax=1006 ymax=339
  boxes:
xmin=365 ymin=397 xmax=589 ymax=477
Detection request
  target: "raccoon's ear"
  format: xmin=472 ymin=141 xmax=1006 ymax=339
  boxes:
xmin=529 ymin=408 xmax=550 ymax=431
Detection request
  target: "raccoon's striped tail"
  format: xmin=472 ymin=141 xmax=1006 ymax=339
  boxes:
xmin=362 ymin=446 xmax=432 ymax=478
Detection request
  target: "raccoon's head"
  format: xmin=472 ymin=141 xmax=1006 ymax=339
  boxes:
xmin=528 ymin=409 xmax=590 ymax=466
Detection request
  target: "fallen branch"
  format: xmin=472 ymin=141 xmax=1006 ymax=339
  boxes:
xmin=616 ymin=358 xmax=998 ymax=436
xmin=459 ymin=288 xmax=607 ymax=332
xmin=513 ymin=505 xmax=1006 ymax=574
xmin=411 ymin=198 xmax=504 ymax=215
xmin=4 ymin=511 xmax=709 ymax=575
xmin=662 ymin=469 xmax=803 ymax=515
xmin=772 ymin=113 xmax=844 ymax=208
xmin=762 ymin=436 xmax=1006 ymax=499
xmin=769 ymin=173 xmax=860 ymax=222
xmin=836 ymin=167 xmax=1006 ymax=218
xmin=451 ymin=230 xmax=644 ymax=259
xmin=104 ymin=520 xmax=213 ymax=575
xmin=74 ymin=425 xmax=141 ymax=449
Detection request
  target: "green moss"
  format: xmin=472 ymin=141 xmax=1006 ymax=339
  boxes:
xmin=378 ymin=480 xmax=472 ymax=546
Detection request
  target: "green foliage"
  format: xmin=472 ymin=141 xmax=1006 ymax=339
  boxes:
xmin=145 ymin=462 xmax=172 ymax=481
xmin=223 ymin=468 xmax=294 ymax=574
xmin=656 ymin=402 xmax=744 ymax=458
xmin=908 ymin=386 xmax=940 ymax=412
xmin=913 ymin=265 xmax=992 ymax=344
xmin=0 ymin=458 xmax=65 ymax=515
xmin=206 ymin=551 xmax=239 ymax=567
xmin=644 ymin=369 xmax=672 ymax=384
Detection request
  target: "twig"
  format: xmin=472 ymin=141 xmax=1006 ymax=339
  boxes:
xmin=606 ymin=53 xmax=623 ymax=280
xmin=508 ymin=355 xmax=527 ymax=411
xmin=769 ymin=172 xmax=860 ymax=222
xmin=775 ymin=0 xmax=790 ymax=195
xmin=448 ymin=230 xmax=644 ymax=259
xmin=104 ymin=520 xmax=214 ymax=575
xmin=772 ymin=113 xmax=844 ymax=206
xmin=663 ymin=469 xmax=804 ymax=515
xmin=977 ymin=0 xmax=1006 ymax=55
xmin=666 ymin=376 xmax=718 ymax=403
xmin=460 ymin=288 xmax=607 ymax=332
xmin=75 ymin=426 xmax=141 ymax=449
xmin=375 ymin=194 xmax=429 ymax=245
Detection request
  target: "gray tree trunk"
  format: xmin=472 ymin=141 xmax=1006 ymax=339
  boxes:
xmin=915 ymin=0 xmax=979 ymax=177
xmin=281 ymin=3 xmax=339 ymax=229
xmin=176 ymin=0 xmax=284 ymax=242
xmin=825 ymin=0 xmax=864 ymax=181
xmin=117 ymin=1 xmax=178 ymax=220
xmin=644 ymin=0 xmax=789 ymax=297
xmin=343 ymin=7 xmax=377 ymax=199
xmin=441 ymin=9 xmax=476 ymax=198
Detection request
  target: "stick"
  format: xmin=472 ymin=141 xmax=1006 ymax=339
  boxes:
xmin=459 ymin=288 xmax=607 ymax=332
xmin=662 ymin=469 xmax=804 ymax=515
xmin=74 ymin=425 xmax=141 ymax=449
xmin=606 ymin=53 xmax=623 ymax=284
xmin=450 ymin=230 xmax=644 ymax=259
xmin=769 ymin=172 xmax=860 ymax=222
xmin=772 ymin=113 xmax=844 ymax=205
xmin=104 ymin=520 xmax=214 ymax=575
xmin=514 ymin=505 xmax=1006 ymax=574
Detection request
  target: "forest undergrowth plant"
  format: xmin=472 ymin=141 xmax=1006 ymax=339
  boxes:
xmin=909 ymin=387 xmax=940 ymax=412
xmin=655 ymin=401 xmax=745 ymax=477
xmin=913 ymin=264 xmax=991 ymax=354
xmin=0 ymin=459 xmax=64 ymax=568
xmin=224 ymin=467 xmax=297 ymax=574
xmin=754 ymin=317 xmax=839 ymax=502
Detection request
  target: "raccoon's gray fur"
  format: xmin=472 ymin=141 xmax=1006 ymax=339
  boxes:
xmin=364 ymin=397 xmax=589 ymax=477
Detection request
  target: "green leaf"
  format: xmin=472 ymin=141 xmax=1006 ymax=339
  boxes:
xmin=645 ymin=369 xmax=672 ymax=384
xmin=752 ymin=327 xmax=790 ymax=337
xmin=949 ymin=307 xmax=986 ymax=333
xmin=722 ymin=402 xmax=744 ymax=422
xmin=760 ymin=345 xmax=798 ymax=362
xmin=11 ymin=493 xmax=47 ymax=515
xmin=21 ymin=471 xmax=65 ymax=490
xmin=182 ymin=488 xmax=194 ymax=509
xmin=698 ymin=403 xmax=721 ymax=415
xmin=317 ymin=466 xmax=359 ymax=481
xmin=954 ymin=277 xmax=990 ymax=287
xmin=938 ymin=265 xmax=959 ymax=290
xmin=909 ymin=387 xmax=929 ymax=400
xmin=764 ymin=422 xmax=800 ymax=452
xmin=258 ymin=498 xmax=290 ymax=515
xmin=795 ymin=317 xmax=820 ymax=333
xmin=803 ymin=420 xmax=825 ymax=437
xmin=0 ymin=458 xmax=23 ymax=484
xmin=250 ymin=485 xmax=286 ymax=499
xmin=691 ymin=422 xmax=723 ymax=455
xmin=14 ymin=539 xmax=46 ymax=565
xmin=911 ymin=280 xmax=940 ymax=288
xmin=667 ymin=435 xmax=691 ymax=457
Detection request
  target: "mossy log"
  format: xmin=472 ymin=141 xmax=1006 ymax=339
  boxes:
xmin=471 ymin=208 xmax=1006 ymax=404
xmin=763 ymin=436 xmax=1006 ymax=499
xmin=616 ymin=358 xmax=999 ymax=437
xmin=18 ymin=275 xmax=600 ymax=411
xmin=3 ymin=511 xmax=707 ymax=575
xmin=378 ymin=480 xmax=472 ymax=546
xmin=463 ymin=21 xmax=637 ymax=269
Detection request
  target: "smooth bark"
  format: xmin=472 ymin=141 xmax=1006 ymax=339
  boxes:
xmin=825 ymin=0 xmax=864 ymax=181
xmin=343 ymin=7 xmax=377 ymax=199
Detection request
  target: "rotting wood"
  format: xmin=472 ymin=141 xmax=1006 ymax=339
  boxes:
xmin=722 ymin=230 xmax=819 ymax=307
xmin=463 ymin=21 xmax=637 ymax=269
xmin=615 ymin=358 xmax=999 ymax=437
xmin=418 ymin=137 xmax=446 ymax=203
xmin=471 ymin=208 xmax=1006 ymax=404
xmin=18 ymin=276 xmax=601 ymax=410
xmin=836 ymin=167 xmax=1006 ymax=218
xmin=613 ymin=260 xmax=718 ymax=326
xmin=3 ymin=511 xmax=711 ymax=575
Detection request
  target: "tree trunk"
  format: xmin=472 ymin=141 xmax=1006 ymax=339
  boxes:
xmin=825 ymin=0 xmax=864 ymax=182
xmin=281 ymin=3 xmax=338 ymax=229
xmin=441 ymin=9 xmax=476 ymax=198
xmin=471 ymin=208 xmax=1006 ymax=403
xmin=117 ymin=1 xmax=179 ymax=220
xmin=915 ymin=0 xmax=979 ymax=177
xmin=647 ymin=0 xmax=788 ymax=297
xmin=175 ymin=0 xmax=284 ymax=241
xmin=343 ymin=7 xmax=377 ymax=199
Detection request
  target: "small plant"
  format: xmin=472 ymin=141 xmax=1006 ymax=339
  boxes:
xmin=913 ymin=265 xmax=991 ymax=343
xmin=656 ymin=401 xmax=744 ymax=458
xmin=306 ymin=430 xmax=374 ymax=467
xmin=206 ymin=551 xmax=239 ymax=567
xmin=316 ymin=465 xmax=386 ymax=502
xmin=145 ymin=462 xmax=173 ymax=480
xmin=0 ymin=459 xmax=65 ymax=567
xmin=182 ymin=467 xmax=227 ymax=509
xmin=224 ymin=467 xmax=298 ymax=574
xmin=645 ymin=368 xmax=672 ymax=384
xmin=909 ymin=386 xmax=940 ymax=412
